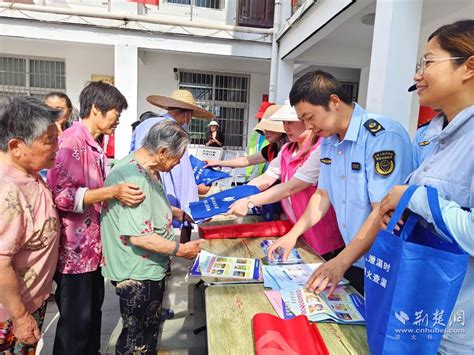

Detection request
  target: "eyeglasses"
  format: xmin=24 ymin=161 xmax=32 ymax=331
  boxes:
xmin=416 ymin=56 xmax=468 ymax=75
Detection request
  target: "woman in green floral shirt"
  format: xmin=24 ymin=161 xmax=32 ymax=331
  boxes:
xmin=101 ymin=120 xmax=201 ymax=354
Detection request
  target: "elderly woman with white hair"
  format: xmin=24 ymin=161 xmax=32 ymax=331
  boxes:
xmin=0 ymin=96 xmax=60 ymax=353
xmin=101 ymin=119 xmax=201 ymax=354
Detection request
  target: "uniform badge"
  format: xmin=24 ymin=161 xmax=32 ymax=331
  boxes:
xmin=418 ymin=140 xmax=430 ymax=146
xmin=320 ymin=158 xmax=332 ymax=165
xmin=351 ymin=162 xmax=361 ymax=171
xmin=364 ymin=119 xmax=385 ymax=136
xmin=373 ymin=151 xmax=395 ymax=176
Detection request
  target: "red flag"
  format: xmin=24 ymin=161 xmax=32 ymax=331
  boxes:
xmin=128 ymin=0 xmax=159 ymax=6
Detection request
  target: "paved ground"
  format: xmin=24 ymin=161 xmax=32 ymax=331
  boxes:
xmin=37 ymin=236 xmax=207 ymax=355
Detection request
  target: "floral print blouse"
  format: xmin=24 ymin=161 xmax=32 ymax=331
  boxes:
xmin=47 ymin=121 xmax=106 ymax=274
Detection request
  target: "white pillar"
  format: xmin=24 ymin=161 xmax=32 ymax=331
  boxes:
xmin=365 ymin=0 xmax=423 ymax=130
xmin=268 ymin=0 xmax=282 ymax=102
xmin=276 ymin=58 xmax=294 ymax=104
xmin=358 ymin=66 xmax=369 ymax=108
xmin=114 ymin=44 xmax=138 ymax=159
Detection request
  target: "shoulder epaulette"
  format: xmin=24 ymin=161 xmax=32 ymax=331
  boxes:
xmin=364 ymin=118 xmax=385 ymax=136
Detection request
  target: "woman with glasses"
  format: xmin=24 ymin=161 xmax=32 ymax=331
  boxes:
xmin=380 ymin=20 xmax=474 ymax=353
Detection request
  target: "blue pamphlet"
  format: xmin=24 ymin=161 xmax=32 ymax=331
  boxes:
xmin=189 ymin=155 xmax=231 ymax=186
xmin=187 ymin=184 xmax=260 ymax=223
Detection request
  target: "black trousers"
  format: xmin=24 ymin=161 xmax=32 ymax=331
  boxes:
xmin=53 ymin=269 xmax=104 ymax=355
xmin=321 ymin=247 xmax=365 ymax=295
xmin=115 ymin=279 xmax=165 ymax=355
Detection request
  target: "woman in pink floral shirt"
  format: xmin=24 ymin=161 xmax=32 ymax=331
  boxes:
xmin=0 ymin=96 xmax=60 ymax=354
xmin=47 ymin=81 xmax=145 ymax=355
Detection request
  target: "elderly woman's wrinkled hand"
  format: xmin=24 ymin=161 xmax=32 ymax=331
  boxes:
xmin=114 ymin=183 xmax=145 ymax=207
xmin=177 ymin=240 xmax=202 ymax=260
xmin=13 ymin=313 xmax=41 ymax=345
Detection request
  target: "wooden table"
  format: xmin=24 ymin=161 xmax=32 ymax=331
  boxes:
xmin=202 ymin=237 xmax=369 ymax=354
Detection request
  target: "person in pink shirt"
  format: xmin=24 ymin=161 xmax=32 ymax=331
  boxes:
xmin=47 ymin=81 xmax=145 ymax=355
xmin=0 ymin=96 xmax=60 ymax=354
xmin=228 ymin=102 xmax=344 ymax=259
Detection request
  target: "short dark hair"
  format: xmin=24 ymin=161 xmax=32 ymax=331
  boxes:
xmin=289 ymin=70 xmax=352 ymax=108
xmin=0 ymin=96 xmax=60 ymax=151
xmin=79 ymin=81 xmax=128 ymax=118
xmin=139 ymin=111 xmax=159 ymax=122
xmin=45 ymin=91 xmax=73 ymax=111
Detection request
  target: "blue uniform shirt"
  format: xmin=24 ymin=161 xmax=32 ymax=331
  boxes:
xmin=407 ymin=105 xmax=474 ymax=352
xmin=412 ymin=114 xmax=444 ymax=169
xmin=318 ymin=103 xmax=413 ymax=268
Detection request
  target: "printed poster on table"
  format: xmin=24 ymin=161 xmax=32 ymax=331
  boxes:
xmin=191 ymin=250 xmax=261 ymax=281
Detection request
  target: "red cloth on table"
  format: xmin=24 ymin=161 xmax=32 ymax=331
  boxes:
xmin=198 ymin=220 xmax=293 ymax=239
xmin=253 ymin=313 xmax=329 ymax=355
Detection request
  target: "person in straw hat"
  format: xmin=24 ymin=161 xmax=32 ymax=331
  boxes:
xmin=205 ymin=105 xmax=287 ymax=168
xmin=130 ymin=89 xmax=215 ymax=243
xmin=205 ymin=120 xmax=224 ymax=147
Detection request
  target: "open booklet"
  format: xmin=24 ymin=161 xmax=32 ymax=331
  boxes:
xmin=184 ymin=185 xmax=260 ymax=224
xmin=280 ymin=285 xmax=365 ymax=324
xmin=262 ymin=263 xmax=349 ymax=290
xmin=190 ymin=250 xmax=262 ymax=282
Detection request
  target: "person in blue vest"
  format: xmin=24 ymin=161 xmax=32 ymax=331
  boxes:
xmin=267 ymin=70 xmax=413 ymax=294
xmin=380 ymin=20 xmax=474 ymax=353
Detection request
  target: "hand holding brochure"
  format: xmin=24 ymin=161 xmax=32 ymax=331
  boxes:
xmin=189 ymin=155 xmax=231 ymax=186
xmin=190 ymin=250 xmax=261 ymax=281
xmin=281 ymin=285 xmax=365 ymax=324
xmin=186 ymin=185 xmax=260 ymax=223
xmin=260 ymin=240 xmax=302 ymax=265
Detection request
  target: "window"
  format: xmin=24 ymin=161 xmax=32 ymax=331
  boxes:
xmin=178 ymin=70 xmax=250 ymax=149
xmin=341 ymin=82 xmax=359 ymax=102
xmin=0 ymin=55 xmax=66 ymax=98
xmin=237 ymin=0 xmax=274 ymax=28
xmin=167 ymin=0 xmax=221 ymax=9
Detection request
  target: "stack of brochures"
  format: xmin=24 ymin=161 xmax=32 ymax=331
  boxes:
xmin=260 ymin=240 xmax=365 ymax=324
xmin=262 ymin=263 xmax=326 ymax=290
xmin=191 ymin=250 xmax=261 ymax=282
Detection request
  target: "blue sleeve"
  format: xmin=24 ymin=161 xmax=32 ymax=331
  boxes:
xmin=408 ymin=187 xmax=474 ymax=255
xmin=412 ymin=125 xmax=428 ymax=169
xmin=366 ymin=130 xmax=413 ymax=203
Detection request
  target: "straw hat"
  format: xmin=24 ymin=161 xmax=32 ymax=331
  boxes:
xmin=268 ymin=99 xmax=299 ymax=122
xmin=208 ymin=120 xmax=219 ymax=127
xmin=147 ymin=89 xmax=215 ymax=119
xmin=254 ymin=105 xmax=285 ymax=133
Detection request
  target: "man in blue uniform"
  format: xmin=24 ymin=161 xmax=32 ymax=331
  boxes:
xmin=267 ymin=70 xmax=413 ymax=294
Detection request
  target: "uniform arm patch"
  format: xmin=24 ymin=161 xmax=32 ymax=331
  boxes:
xmin=373 ymin=151 xmax=395 ymax=177
xmin=364 ymin=119 xmax=385 ymax=136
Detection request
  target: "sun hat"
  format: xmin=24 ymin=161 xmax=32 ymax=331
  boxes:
xmin=208 ymin=120 xmax=219 ymax=127
xmin=268 ymin=99 xmax=299 ymax=122
xmin=254 ymin=105 xmax=285 ymax=133
xmin=147 ymin=89 xmax=215 ymax=119
xmin=255 ymin=101 xmax=275 ymax=119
